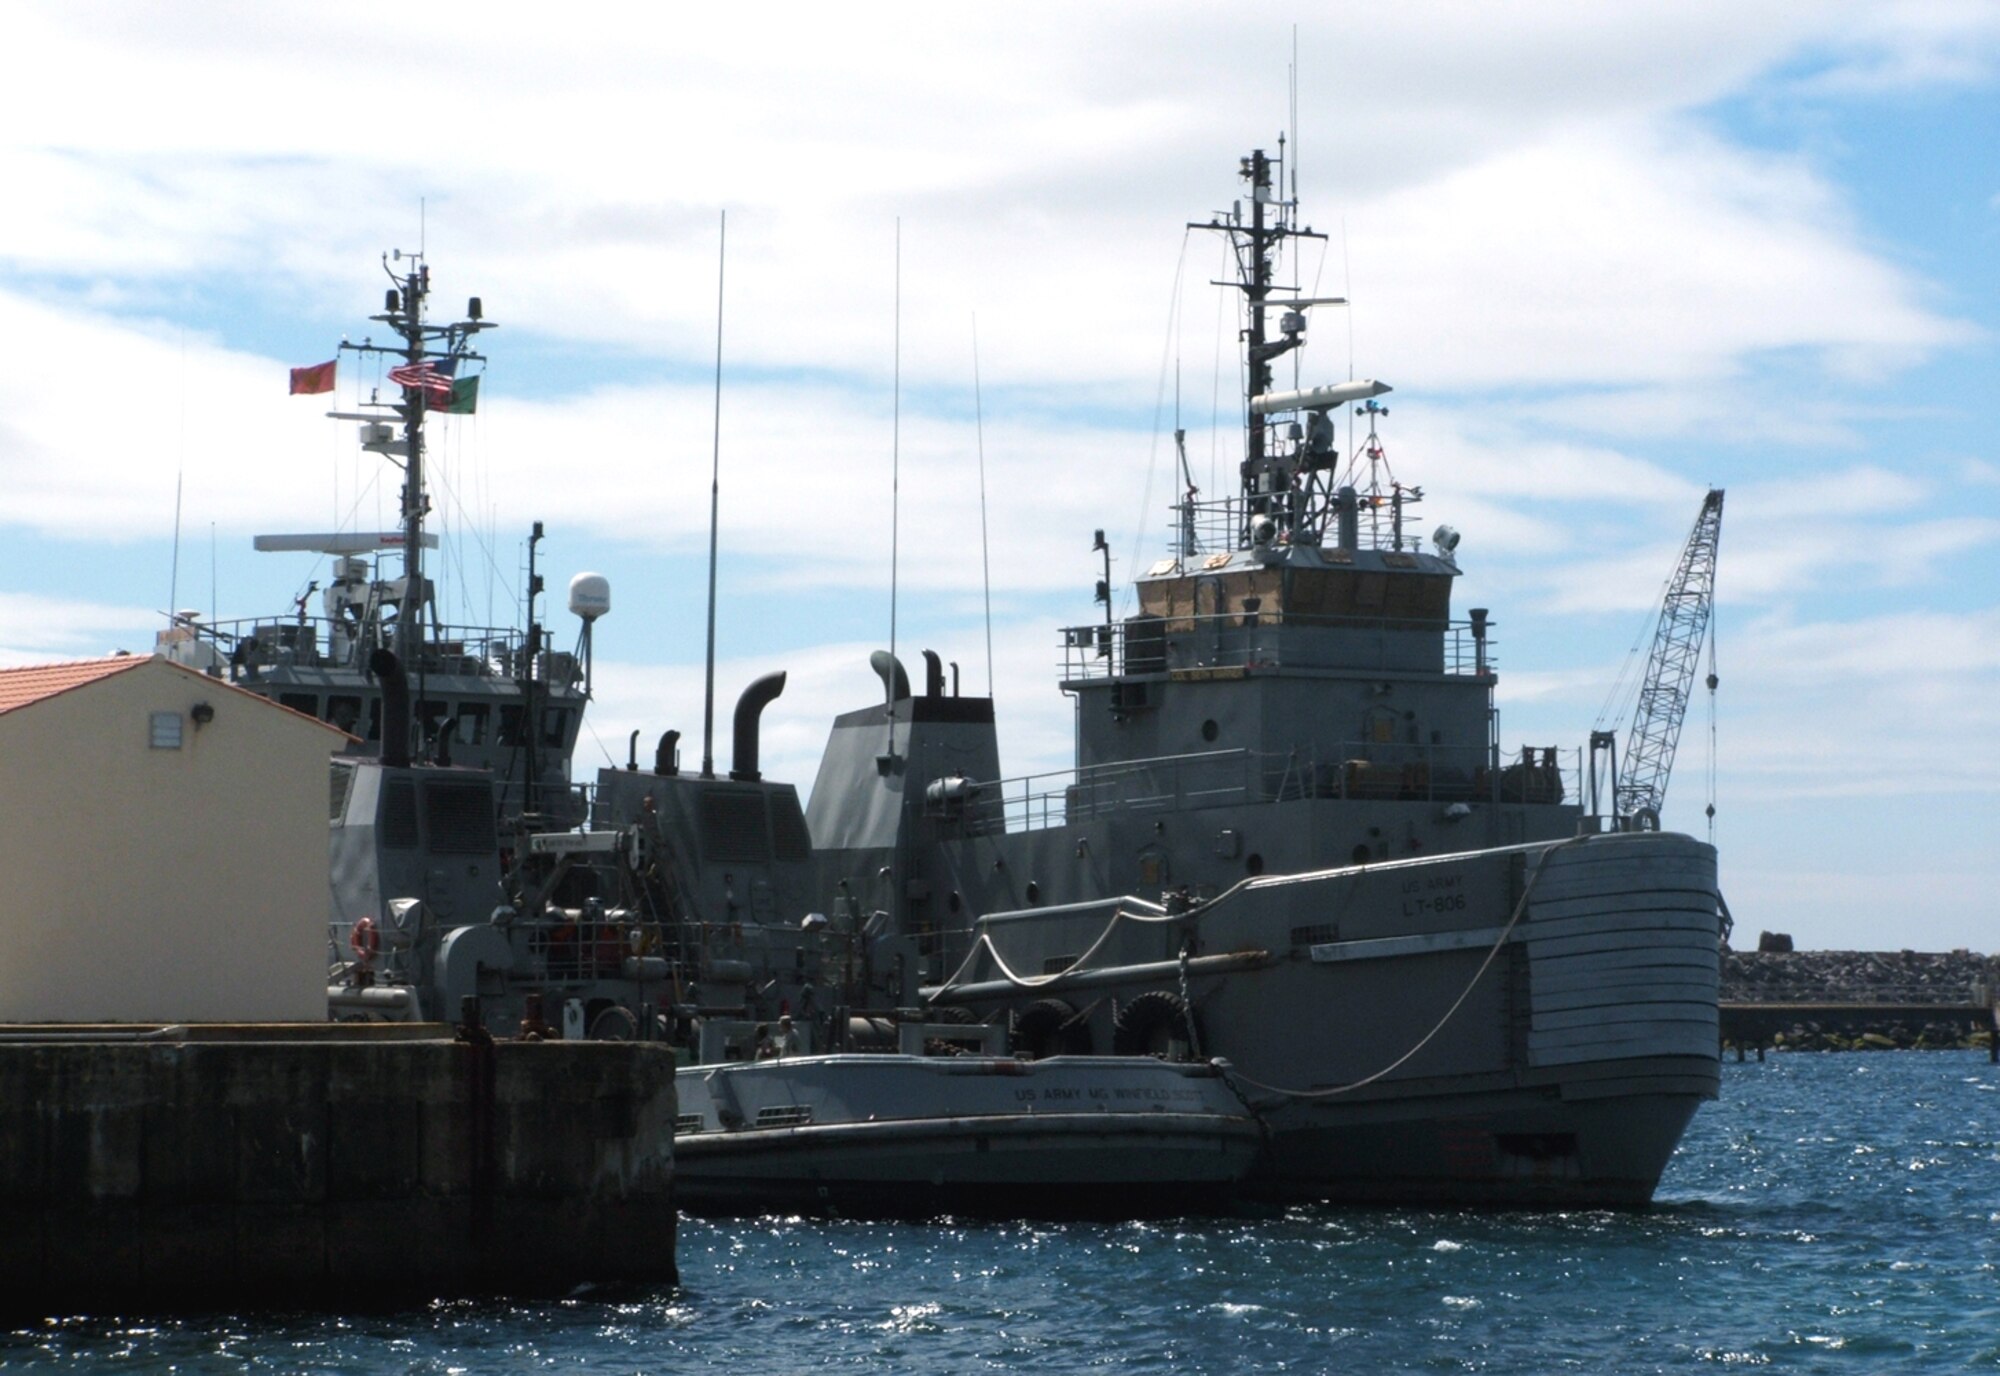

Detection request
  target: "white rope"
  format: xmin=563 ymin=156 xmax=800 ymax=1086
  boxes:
xmin=930 ymin=900 xmax=1177 ymax=996
xmin=1224 ymin=835 xmax=1593 ymax=1101
xmin=932 ymin=849 xmax=1378 ymax=998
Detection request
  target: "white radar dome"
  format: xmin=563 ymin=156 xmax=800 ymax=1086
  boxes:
xmin=568 ymin=572 xmax=611 ymax=621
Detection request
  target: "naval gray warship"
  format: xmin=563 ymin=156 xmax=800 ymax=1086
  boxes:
xmin=299 ymin=258 xmax=1267 ymax=1217
xmin=156 ymin=252 xmax=593 ymax=827
xmin=311 ymin=155 xmax=1722 ymax=1207
xmin=800 ymin=145 xmax=1724 ymax=1205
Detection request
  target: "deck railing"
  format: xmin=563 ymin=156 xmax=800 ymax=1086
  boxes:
xmin=159 ymin=614 xmax=577 ymax=686
xmin=1057 ymin=611 xmax=1489 ymax=682
xmin=1172 ymin=493 xmax=1430 ymax=557
xmin=935 ymin=742 xmax=1581 ymax=835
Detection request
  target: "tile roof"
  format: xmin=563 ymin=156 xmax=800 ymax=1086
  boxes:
xmin=0 ymin=653 xmax=354 ymax=741
xmin=0 ymin=655 xmax=149 ymax=715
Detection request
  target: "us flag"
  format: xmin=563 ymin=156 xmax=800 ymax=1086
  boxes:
xmin=387 ymin=357 xmax=456 ymax=406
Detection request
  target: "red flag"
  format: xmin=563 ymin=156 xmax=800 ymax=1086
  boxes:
xmin=289 ymin=360 xmax=336 ymax=395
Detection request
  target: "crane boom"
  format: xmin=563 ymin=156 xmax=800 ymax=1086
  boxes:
xmin=1616 ymin=489 xmax=1723 ymax=824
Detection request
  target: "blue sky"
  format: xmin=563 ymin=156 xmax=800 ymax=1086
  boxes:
xmin=2 ymin=2 xmax=1994 ymax=950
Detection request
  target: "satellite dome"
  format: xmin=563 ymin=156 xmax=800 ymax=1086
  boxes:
xmin=568 ymin=572 xmax=611 ymax=621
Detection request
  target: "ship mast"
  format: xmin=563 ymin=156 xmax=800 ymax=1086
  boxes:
xmin=1190 ymin=142 xmax=1326 ymax=546
xmin=349 ymin=253 xmax=495 ymax=668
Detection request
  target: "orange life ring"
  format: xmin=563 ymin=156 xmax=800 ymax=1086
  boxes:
xmin=349 ymin=916 xmax=380 ymax=965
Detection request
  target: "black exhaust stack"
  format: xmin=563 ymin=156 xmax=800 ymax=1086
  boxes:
xmin=730 ymin=672 xmax=787 ymax=782
xmin=870 ymin=650 xmax=910 ymax=704
xmin=370 ymin=648 xmax=412 ymax=769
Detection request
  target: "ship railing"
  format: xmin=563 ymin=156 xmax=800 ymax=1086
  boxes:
xmin=951 ymin=749 xmax=1257 ymax=834
xmin=1171 ymin=494 xmax=1438 ymax=558
xmin=679 ymin=919 xmax=861 ymax=1001
xmin=1057 ymin=612 xmax=1489 ymax=682
xmin=945 ymin=741 xmax=1583 ymax=835
xmin=158 ymin=613 xmax=580 ymax=687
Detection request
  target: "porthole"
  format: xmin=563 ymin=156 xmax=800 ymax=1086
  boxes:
xmin=1245 ymin=853 xmax=1265 ymax=876
xmin=1025 ymin=881 xmax=1041 ymax=905
xmin=1201 ymin=719 xmax=1219 ymax=743
xmin=1351 ymin=844 xmax=1372 ymax=865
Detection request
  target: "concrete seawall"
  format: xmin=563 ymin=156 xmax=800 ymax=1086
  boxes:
xmin=0 ymin=1027 xmax=677 ymax=1314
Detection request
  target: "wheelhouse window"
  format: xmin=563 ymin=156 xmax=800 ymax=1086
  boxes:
xmin=417 ymin=699 xmax=450 ymax=744
xmin=540 ymin=707 xmax=569 ymax=748
xmin=325 ymin=695 xmax=362 ymax=734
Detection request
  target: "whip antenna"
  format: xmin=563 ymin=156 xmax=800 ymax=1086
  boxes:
xmin=700 ymin=209 xmax=727 ymax=779
xmin=973 ymin=312 xmax=994 ymax=695
xmin=887 ymin=218 xmax=902 ymax=747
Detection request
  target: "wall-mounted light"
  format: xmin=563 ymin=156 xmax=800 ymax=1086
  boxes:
xmin=190 ymin=702 xmax=215 ymax=728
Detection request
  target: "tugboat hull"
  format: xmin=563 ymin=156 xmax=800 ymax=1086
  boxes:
xmin=943 ymin=832 xmax=1720 ymax=1205
xmin=674 ymin=1054 xmax=1263 ymax=1218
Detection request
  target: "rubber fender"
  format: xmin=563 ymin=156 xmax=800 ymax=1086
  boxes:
xmin=1011 ymin=997 xmax=1093 ymax=1059
xmin=1112 ymin=990 xmax=1202 ymax=1060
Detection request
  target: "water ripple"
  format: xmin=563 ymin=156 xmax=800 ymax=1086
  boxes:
xmin=6 ymin=1053 xmax=1998 ymax=1373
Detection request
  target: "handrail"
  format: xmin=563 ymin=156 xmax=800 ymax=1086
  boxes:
xmin=934 ymin=741 xmax=1582 ymax=835
xmin=159 ymin=612 xmax=577 ymax=683
xmin=1057 ymin=609 xmax=1492 ymax=682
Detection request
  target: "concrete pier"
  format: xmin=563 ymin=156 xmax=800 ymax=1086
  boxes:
xmin=0 ymin=1024 xmax=677 ymax=1315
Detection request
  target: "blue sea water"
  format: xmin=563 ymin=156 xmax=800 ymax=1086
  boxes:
xmin=7 ymin=1052 xmax=1996 ymax=1373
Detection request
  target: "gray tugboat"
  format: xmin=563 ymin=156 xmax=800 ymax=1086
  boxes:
xmin=305 ymin=257 xmax=1264 ymax=1216
xmin=802 ymin=144 xmax=1725 ymax=1206
xmin=313 ymin=145 xmax=1725 ymax=1208
xmin=327 ymin=657 xmax=1264 ymax=1214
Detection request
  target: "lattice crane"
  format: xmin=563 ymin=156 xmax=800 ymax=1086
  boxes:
xmin=1612 ymin=488 xmax=1724 ymax=826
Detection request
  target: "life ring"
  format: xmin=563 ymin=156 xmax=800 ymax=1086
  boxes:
xmin=349 ymin=916 xmax=380 ymax=966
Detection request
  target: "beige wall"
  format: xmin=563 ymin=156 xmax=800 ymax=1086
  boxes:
xmin=0 ymin=659 xmax=341 ymax=1022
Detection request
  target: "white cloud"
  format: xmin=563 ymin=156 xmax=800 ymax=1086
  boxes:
xmin=0 ymin=4 xmax=1976 ymax=403
xmin=1782 ymin=0 xmax=2000 ymax=94
xmin=2 ymin=0 xmax=1996 ymax=955
xmin=0 ymin=591 xmax=159 ymax=664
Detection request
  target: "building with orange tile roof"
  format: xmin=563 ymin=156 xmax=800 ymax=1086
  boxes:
xmin=0 ymin=655 xmax=350 ymax=1021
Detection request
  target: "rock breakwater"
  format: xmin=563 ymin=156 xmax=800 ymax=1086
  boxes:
xmin=1721 ymin=948 xmax=1997 ymax=1051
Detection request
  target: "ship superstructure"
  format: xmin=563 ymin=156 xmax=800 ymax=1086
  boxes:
xmin=800 ymin=145 xmax=1724 ymax=1205
xmin=157 ymin=254 xmax=595 ymax=825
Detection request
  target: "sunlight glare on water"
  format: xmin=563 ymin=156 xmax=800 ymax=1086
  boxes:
xmin=9 ymin=1053 xmax=1997 ymax=1373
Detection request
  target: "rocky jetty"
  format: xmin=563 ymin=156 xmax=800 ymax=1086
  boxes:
xmin=1721 ymin=948 xmax=1997 ymax=1051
